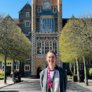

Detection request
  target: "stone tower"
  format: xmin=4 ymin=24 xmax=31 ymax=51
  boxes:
xmin=31 ymin=0 xmax=62 ymax=77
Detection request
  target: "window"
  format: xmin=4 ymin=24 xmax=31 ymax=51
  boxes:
xmin=42 ymin=41 xmax=45 ymax=54
xmin=37 ymin=42 xmax=42 ymax=54
xmin=7 ymin=62 xmax=11 ymax=66
xmin=40 ymin=18 xmax=55 ymax=32
xmin=15 ymin=61 xmax=19 ymax=71
xmin=43 ymin=1 xmax=51 ymax=9
xmin=45 ymin=42 xmax=49 ymax=54
xmin=50 ymin=41 xmax=52 ymax=50
xmin=25 ymin=21 xmax=30 ymax=27
xmin=52 ymin=6 xmax=57 ymax=13
xmin=53 ymin=41 xmax=57 ymax=53
xmin=24 ymin=64 xmax=30 ymax=72
xmin=26 ymin=12 xmax=30 ymax=17
xmin=36 ymin=40 xmax=57 ymax=55
xmin=37 ymin=6 xmax=41 ymax=13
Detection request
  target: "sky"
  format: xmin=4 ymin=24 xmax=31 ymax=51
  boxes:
xmin=0 ymin=0 xmax=92 ymax=18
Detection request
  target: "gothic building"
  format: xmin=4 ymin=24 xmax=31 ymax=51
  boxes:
xmin=18 ymin=0 xmax=62 ymax=77
xmin=31 ymin=0 xmax=62 ymax=77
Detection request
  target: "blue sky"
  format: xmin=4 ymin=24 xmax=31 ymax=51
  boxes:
xmin=0 ymin=0 xmax=92 ymax=18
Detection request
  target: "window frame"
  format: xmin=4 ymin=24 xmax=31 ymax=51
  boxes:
xmin=52 ymin=6 xmax=57 ymax=13
xmin=37 ymin=6 xmax=42 ymax=13
xmin=25 ymin=12 xmax=30 ymax=17
xmin=39 ymin=16 xmax=55 ymax=32
xmin=24 ymin=64 xmax=30 ymax=72
xmin=36 ymin=40 xmax=57 ymax=55
xmin=25 ymin=21 xmax=30 ymax=27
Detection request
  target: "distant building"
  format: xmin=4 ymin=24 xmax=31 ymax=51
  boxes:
xmin=19 ymin=3 xmax=31 ymax=39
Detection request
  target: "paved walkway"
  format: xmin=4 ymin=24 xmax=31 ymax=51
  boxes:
xmin=67 ymin=80 xmax=92 ymax=92
xmin=0 ymin=78 xmax=40 ymax=92
xmin=0 ymin=78 xmax=92 ymax=92
xmin=0 ymin=77 xmax=14 ymax=88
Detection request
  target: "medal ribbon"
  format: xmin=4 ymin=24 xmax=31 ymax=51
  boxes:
xmin=47 ymin=66 xmax=56 ymax=88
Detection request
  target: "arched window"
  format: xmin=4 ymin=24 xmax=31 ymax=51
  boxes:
xmin=45 ymin=41 xmax=49 ymax=54
xmin=53 ymin=41 xmax=57 ymax=53
xmin=36 ymin=40 xmax=57 ymax=55
xmin=42 ymin=41 xmax=45 ymax=54
xmin=37 ymin=41 xmax=42 ymax=54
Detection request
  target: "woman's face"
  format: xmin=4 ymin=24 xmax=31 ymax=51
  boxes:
xmin=46 ymin=52 xmax=56 ymax=67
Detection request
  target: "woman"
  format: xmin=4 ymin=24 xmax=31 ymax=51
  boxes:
xmin=40 ymin=51 xmax=67 ymax=92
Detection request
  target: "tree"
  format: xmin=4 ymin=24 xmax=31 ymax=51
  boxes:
xmin=80 ymin=17 xmax=92 ymax=85
xmin=59 ymin=17 xmax=92 ymax=83
xmin=0 ymin=15 xmax=31 ymax=83
xmin=59 ymin=17 xmax=84 ymax=63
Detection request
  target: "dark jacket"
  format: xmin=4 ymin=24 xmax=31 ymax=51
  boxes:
xmin=40 ymin=65 xmax=67 ymax=92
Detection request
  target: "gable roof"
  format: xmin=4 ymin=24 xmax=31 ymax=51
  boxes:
xmin=19 ymin=2 xmax=31 ymax=13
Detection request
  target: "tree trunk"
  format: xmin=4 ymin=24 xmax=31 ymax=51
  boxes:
xmin=73 ymin=62 xmax=77 ymax=82
xmin=19 ymin=61 xmax=21 ymax=75
xmin=74 ymin=62 xmax=76 ymax=75
xmin=19 ymin=61 xmax=23 ymax=77
xmin=4 ymin=55 xmax=7 ymax=84
xmin=11 ymin=59 xmax=15 ymax=82
xmin=69 ymin=63 xmax=72 ymax=72
xmin=83 ymin=56 xmax=88 ymax=86
xmin=76 ymin=57 xmax=80 ymax=82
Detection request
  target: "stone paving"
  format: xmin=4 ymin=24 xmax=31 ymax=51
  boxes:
xmin=67 ymin=80 xmax=92 ymax=92
xmin=0 ymin=78 xmax=92 ymax=92
xmin=0 ymin=78 xmax=41 ymax=92
xmin=0 ymin=77 xmax=14 ymax=89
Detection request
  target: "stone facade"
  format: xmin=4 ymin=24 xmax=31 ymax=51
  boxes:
xmin=19 ymin=0 xmax=62 ymax=77
xmin=31 ymin=0 xmax=62 ymax=77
